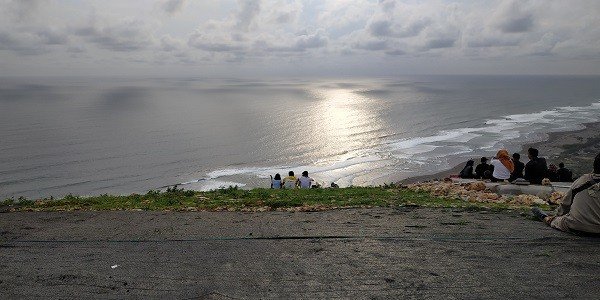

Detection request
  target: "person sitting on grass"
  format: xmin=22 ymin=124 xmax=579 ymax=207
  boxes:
xmin=271 ymin=173 xmax=282 ymax=189
xmin=490 ymin=149 xmax=514 ymax=182
xmin=298 ymin=171 xmax=314 ymax=189
xmin=532 ymin=152 xmax=600 ymax=235
xmin=283 ymin=171 xmax=298 ymax=189
xmin=459 ymin=160 xmax=475 ymax=179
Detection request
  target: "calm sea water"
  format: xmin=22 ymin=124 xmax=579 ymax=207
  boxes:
xmin=1 ymin=75 xmax=600 ymax=198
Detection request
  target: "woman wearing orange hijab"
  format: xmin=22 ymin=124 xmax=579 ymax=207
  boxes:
xmin=490 ymin=149 xmax=515 ymax=182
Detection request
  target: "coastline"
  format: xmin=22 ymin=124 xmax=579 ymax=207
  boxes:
xmin=400 ymin=121 xmax=600 ymax=184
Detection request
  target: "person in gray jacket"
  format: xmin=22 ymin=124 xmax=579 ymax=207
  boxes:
xmin=532 ymin=152 xmax=600 ymax=235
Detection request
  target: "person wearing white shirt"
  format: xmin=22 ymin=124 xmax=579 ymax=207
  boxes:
xmin=490 ymin=149 xmax=514 ymax=182
xmin=298 ymin=171 xmax=314 ymax=189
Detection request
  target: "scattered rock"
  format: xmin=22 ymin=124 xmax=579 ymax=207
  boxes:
xmin=548 ymin=191 xmax=565 ymax=205
xmin=407 ymin=180 xmax=556 ymax=206
xmin=465 ymin=182 xmax=487 ymax=192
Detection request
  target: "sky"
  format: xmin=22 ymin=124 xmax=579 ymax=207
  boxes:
xmin=1 ymin=0 xmax=599 ymax=77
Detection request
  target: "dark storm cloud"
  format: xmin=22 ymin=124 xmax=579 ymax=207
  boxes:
xmin=1 ymin=0 xmax=599 ymax=76
xmin=424 ymin=38 xmax=456 ymax=50
xmin=385 ymin=49 xmax=406 ymax=56
xmin=36 ymin=28 xmax=69 ymax=45
xmin=73 ymin=21 xmax=154 ymax=52
xmin=292 ymin=32 xmax=328 ymax=50
xmin=494 ymin=1 xmax=535 ymax=33
xmin=273 ymin=11 xmax=295 ymax=24
xmin=189 ymin=40 xmax=245 ymax=52
xmin=0 ymin=30 xmax=60 ymax=55
xmin=354 ymin=39 xmax=387 ymax=51
xmin=0 ymin=31 xmax=20 ymax=48
xmin=0 ymin=0 xmax=69 ymax=55
xmin=369 ymin=19 xmax=392 ymax=37
xmin=187 ymin=31 xmax=245 ymax=52
xmin=259 ymin=32 xmax=328 ymax=53
xmin=235 ymin=0 xmax=261 ymax=31
xmin=368 ymin=18 xmax=429 ymax=38
xmin=467 ymin=36 xmax=519 ymax=48
xmin=161 ymin=0 xmax=187 ymax=14
xmin=5 ymin=0 xmax=47 ymax=21
xmin=498 ymin=14 xmax=534 ymax=33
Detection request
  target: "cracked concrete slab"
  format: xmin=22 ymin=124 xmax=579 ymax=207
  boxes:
xmin=1 ymin=208 xmax=599 ymax=299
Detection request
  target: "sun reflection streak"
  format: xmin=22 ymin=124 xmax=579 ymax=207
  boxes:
xmin=308 ymin=88 xmax=385 ymax=160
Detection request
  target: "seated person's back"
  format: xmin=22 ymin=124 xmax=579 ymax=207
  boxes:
xmin=524 ymin=148 xmax=547 ymax=184
xmin=489 ymin=150 xmax=513 ymax=181
xmin=271 ymin=173 xmax=282 ymax=189
xmin=298 ymin=171 xmax=314 ymax=189
xmin=548 ymin=164 xmax=559 ymax=181
xmin=557 ymin=163 xmax=573 ymax=182
xmin=474 ymin=157 xmax=489 ymax=179
xmin=459 ymin=160 xmax=475 ymax=179
xmin=510 ymin=153 xmax=525 ymax=181
xmin=283 ymin=171 xmax=297 ymax=189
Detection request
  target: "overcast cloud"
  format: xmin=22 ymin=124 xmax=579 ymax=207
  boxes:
xmin=0 ymin=0 xmax=599 ymax=76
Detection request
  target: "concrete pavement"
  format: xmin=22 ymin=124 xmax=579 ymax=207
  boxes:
xmin=1 ymin=208 xmax=599 ymax=299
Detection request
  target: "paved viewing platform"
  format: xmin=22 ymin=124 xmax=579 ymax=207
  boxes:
xmin=1 ymin=208 xmax=599 ymax=299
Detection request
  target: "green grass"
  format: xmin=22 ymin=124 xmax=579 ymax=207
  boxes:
xmin=1 ymin=186 xmax=543 ymax=212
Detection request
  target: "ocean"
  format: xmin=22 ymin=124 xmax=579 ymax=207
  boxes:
xmin=1 ymin=75 xmax=600 ymax=199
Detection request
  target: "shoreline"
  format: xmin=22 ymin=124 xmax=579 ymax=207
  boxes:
xmin=4 ymin=122 xmax=600 ymax=200
xmin=400 ymin=121 xmax=600 ymax=184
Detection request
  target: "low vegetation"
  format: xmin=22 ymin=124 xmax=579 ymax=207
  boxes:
xmin=0 ymin=184 xmax=548 ymax=212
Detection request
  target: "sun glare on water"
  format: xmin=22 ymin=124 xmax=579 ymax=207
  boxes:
xmin=308 ymin=88 xmax=385 ymax=159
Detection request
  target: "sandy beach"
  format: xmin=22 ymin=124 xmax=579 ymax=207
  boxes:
xmin=401 ymin=122 xmax=600 ymax=184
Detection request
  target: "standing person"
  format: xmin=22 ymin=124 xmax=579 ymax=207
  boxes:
xmin=557 ymin=162 xmax=573 ymax=182
xmin=532 ymin=152 xmax=600 ymax=235
xmin=459 ymin=160 xmax=475 ymax=179
xmin=271 ymin=173 xmax=282 ymax=189
xmin=475 ymin=157 xmax=489 ymax=179
xmin=298 ymin=171 xmax=314 ymax=189
xmin=509 ymin=153 xmax=525 ymax=181
xmin=283 ymin=171 xmax=298 ymax=189
xmin=524 ymin=147 xmax=548 ymax=184
xmin=490 ymin=149 xmax=514 ymax=182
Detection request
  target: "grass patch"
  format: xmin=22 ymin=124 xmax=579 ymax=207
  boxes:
xmin=1 ymin=186 xmax=542 ymax=212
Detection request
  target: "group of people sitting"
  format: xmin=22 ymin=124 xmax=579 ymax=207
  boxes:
xmin=459 ymin=148 xmax=600 ymax=235
xmin=264 ymin=152 xmax=600 ymax=236
xmin=459 ymin=147 xmax=573 ymax=184
xmin=270 ymin=171 xmax=315 ymax=189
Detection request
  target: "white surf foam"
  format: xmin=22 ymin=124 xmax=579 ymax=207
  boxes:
xmin=195 ymin=180 xmax=247 ymax=192
xmin=189 ymin=100 xmax=600 ymax=189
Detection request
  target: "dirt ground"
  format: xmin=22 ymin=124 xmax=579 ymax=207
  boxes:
xmin=1 ymin=208 xmax=599 ymax=299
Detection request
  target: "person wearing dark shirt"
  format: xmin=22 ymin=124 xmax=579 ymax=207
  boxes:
xmin=474 ymin=157 xmax=489 ymax=179
xmin=510 ymin=152 xmax=525 ymax=181
xmin=548 ymin=164 xmax=559 ymax=182
xmin=557 ymin=162 xmax=573 ymax=182
xmin=524 ymin=147 xmax=548 ymax=184
xmin=459 ymin=160 xmax=475 ymax=178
